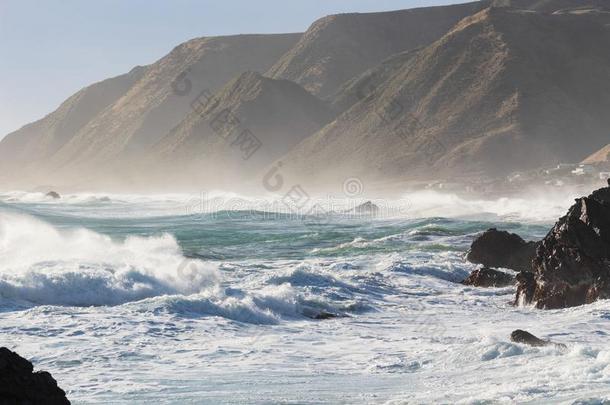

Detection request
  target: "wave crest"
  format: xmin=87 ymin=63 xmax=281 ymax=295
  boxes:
xmin=0 ymin=212 xmax=219 ymax=306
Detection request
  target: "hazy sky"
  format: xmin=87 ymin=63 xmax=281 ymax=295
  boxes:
xmin=0 ymin=0 xmax=463 ymax=139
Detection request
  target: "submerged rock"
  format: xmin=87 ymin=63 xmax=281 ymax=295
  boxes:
xmin=466 ymin=228 xmax=537 ymax=272
xmin=45 ymin=191 xmax=61 ymax=199
xmin=0 ymin=347 xmax=70 ymax=404
xmin=311 ymin=311 xmax=339 ymax=320
xmin=510 ymin=330 xmax=566 ymax=349
xmin=461 ymin=267 xmax=515 ymax=287
xmin=516 ymin=185 xmax=610 ymax=309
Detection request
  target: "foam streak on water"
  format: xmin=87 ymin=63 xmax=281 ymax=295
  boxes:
xmin=0 ymin=191 xmax=609 ymax=404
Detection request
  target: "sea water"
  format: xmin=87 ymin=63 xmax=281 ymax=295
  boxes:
xmin=0 ymin=190 xmax=608 ymax=404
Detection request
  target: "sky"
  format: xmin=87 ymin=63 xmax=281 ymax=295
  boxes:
xmin=0 ymin=0 xmax=463 ymax=139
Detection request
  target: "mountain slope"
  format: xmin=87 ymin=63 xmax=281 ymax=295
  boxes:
xmin=583 ymin=144 xmax=610 ymax=165
xmin=0 ymin=34 xmax=301 ymax=188
xmin=266 ymin=1 xmax=489 ymax=98
xmin=144 ymin=71 xmax=334 ymax=188
xmin=0 ymin=66 xmax=146 ymax=170
xmin=46 ymin=34 xmax=301 ymax=173
xmin=491 ymin=0 xmax=610 ymax=13
xmin=275 ymin=7 xmax=610 ymax=188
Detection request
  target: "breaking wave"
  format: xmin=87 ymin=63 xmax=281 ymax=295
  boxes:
xmin=0 ymin=211 xmax=219 ymax=306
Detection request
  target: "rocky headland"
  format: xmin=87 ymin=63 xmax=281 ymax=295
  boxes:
xmin=464 ymin=183 xmax=610 ymax=310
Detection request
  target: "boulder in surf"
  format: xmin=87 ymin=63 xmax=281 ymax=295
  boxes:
xmin=467 ymin=228 xmax=537 ymax=272
xmin=461 ymin=267 xmax=515 ymax=287
xmin=515 ymin=185 xmax=610 ymax=309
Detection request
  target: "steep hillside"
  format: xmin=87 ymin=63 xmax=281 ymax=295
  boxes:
xmin=0 ymin=66 xmax=146 ymax=169
xmin=491 ymin=0 xmax=610 ymax=13
xmin=275 ymin=7 xmax=610 ymax=188
xmin=583 ymin=144 xmax=610 ymax=165
xmin=4 ymin=0 xmax=610 ymax=191
xmin=267 ymin=1 xmax=488 ymax=98
xmin=330 ymin=49 xmax=421 ymax=115
xmin=144 ymin=72 xmax=333 ymax=188
xmin=0 ymin=34 xmax=300 ymax=188
xmin=46 ymin=34 xmax=301 ymax=173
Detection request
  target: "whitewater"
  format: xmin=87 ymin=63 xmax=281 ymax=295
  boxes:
xmin=0 ymin=189 xmax=609 ymax=404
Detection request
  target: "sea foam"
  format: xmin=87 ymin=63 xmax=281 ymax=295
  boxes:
xmin=0 ymin=211 xmax=219 ymax=306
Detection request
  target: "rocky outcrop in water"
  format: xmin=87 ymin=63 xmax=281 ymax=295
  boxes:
xmin=466 ymin=228 xmax=538 ymax=273
xmin=347 ymin=201 xmax=380 ymax=215
xmin=510 ymin=329 xmax=567 ymax=349
xmin=510 ymin=329 xmax=549 ymax=347
xmin=46 ymin=191 xmax=61 ymax=199
xmin=461 ymin=267 xmax=515 ymax=287
xmin=516 ymin=185 xmax=610 ymax=309
xmin=0 ymin=347 xmax=70 ymax=404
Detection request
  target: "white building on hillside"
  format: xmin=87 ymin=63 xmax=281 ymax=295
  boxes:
xmin=572 ymin=164 xmax=595 ymax=176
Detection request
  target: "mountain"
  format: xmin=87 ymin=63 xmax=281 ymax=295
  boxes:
xmin=275 ymin=6 xmax=610 ymax=189
xmin=3 ymin=0 xmax=610 ymax=191
xmin=490 ymin=0 xmax=610 ymax=13
xmin=267 ymin=1 xmax=489 ymax=98
xmin=0 ymin=66 xmax=146 ymax=170
xmin=583 ymin=144 xmax=610 ymax=165
xmin=0 ymin=34 xmax=300 ymax=188
xmin=144 ymin=72 xmax=334 ymax=189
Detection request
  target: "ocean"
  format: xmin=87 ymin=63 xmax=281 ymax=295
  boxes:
xmin=0 ymin=189 xmax=609 ymax=404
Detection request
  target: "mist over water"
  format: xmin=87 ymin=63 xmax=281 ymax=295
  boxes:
xmin=0 ymin=186 xmax=582 ymax=221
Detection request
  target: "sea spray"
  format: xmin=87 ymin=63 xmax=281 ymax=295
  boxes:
xmin=0 ymin=212 xmax=220 ymax=306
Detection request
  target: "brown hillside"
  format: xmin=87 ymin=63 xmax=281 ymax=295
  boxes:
xmin=143 ymin=72 xmax=334 ymax=188
xmin=275 ymin=7 xmax=610 ymax=188
xmin=267 ymin=2 xmax=489 ymax=98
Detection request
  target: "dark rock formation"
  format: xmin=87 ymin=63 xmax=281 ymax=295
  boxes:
xmin=510 ymin=329 xmax=549 ymax=347
xmin=510 ymin=330 xmax=566 ymax=349
xmin=302 ymin=308 xmax=341 ymax=320
xmin=466 ymin=228 xmax=538 ymax=272
xmin=516 ymin=186 xmax=610 ymax=309
xmin=461 ymin=267 xmax=515 ymax=287
xmin=312 ymin=311 xmax=339 ymax=320
xmin=46 ymin=191 xmax=61 ymax=199
xmin=515 ymin=271 xmax=536 ymax=305
xmin=0 ymin=347 xmax=70 ymax=404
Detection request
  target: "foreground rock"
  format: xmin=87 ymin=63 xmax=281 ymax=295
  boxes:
xmin=0 ymin=347 xmax=70 ymax=404
xmin=516 ymin=185 xmax=610 ymax=309
xmin=466 ymin=229 xmax=537 ymax=272
xmin=45 ymin=191 xmax=61 ymax=199
xmin=510 ymin=330 xmax=566 ymax=349
xmin=461 ymin=268 xmax=515 ymax=288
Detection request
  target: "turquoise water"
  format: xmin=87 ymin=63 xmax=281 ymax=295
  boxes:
xmin=2 ymin=191 xmax=609 ymax=404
